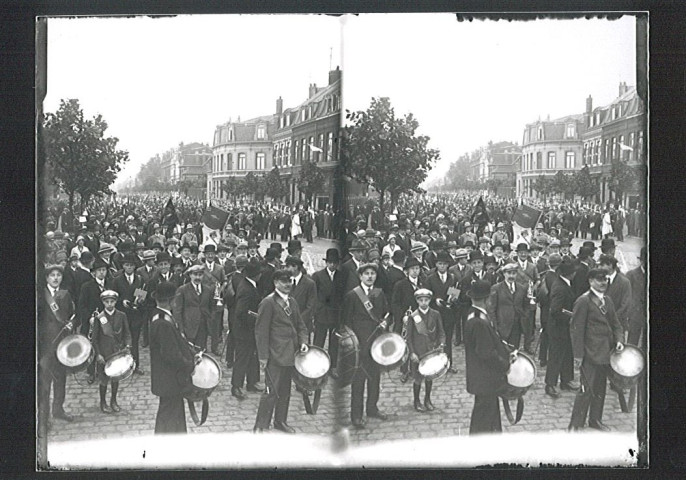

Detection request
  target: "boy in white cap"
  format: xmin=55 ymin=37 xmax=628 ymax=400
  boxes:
xmin=406 ymin=288 xmax=446 ymax=412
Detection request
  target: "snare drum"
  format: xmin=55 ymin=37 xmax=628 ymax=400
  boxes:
xmin=418 ymin=351 xmax=450 ymax=381
xmin=294 ymin=346 xmax=330 ymax=391
xmin=609 ymin=344 xmax=645 ymax=390
xmin=56 ymin=334 xmax=93 ymax=373
xmin=370 ymin=332 xmax=408 ymax=371
xmin=500 ymin=351 xmax=536 ymax=400
xmin=335 ymin=325 xmax=360 ymax=388
xmin=104 ymin=351 xmax=135 ymax=382
xmin=185 ymin=353 xmax=221 ymax=402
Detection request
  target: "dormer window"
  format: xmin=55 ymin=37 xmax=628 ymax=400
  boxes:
xmin=257 ymin=125 xmax=266 ymax=140
xmin=595 ymin=112 xmax=600 ymax=125
xmin=229 ymin=128 xmax=233 ymax=141
xmin=537 ymin=126 xmax=544 ymax=140
xmin=301 ymin=110 xmax=306 ymax=122
xmin=566 ymin=124 xmax=575 ymax=138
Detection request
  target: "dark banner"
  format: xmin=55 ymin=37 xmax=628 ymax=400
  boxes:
xmin=201 ymin=204 xmax=229 ymax=231
xmin=512 ymin=203 xmax=542 ymax=229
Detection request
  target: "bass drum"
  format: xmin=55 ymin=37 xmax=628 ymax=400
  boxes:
xmin=185 ymin=353 xmax=222 ymax=403
xmin=418 ymin=351 xmax=450 ymax=381
xmin=500 ymin=351 xmax=536 ymax=401
xmin=104 ymin=351 xmax=135 ymax=382
xmin=56 ymin=334 xmax=93 ymax=374
xmin=294 ymin=346 xmax=330 ymax=391
xmin=370 ymin=332 xmax=408 ymax=372
xmin=609 ymin=344 xmax=645 ymax=390
xmin=335 ymin=325 xmax=359 ymax=388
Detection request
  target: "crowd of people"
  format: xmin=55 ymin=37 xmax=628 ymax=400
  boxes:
xmin=38 ymin=190 xmax=646 ymax=437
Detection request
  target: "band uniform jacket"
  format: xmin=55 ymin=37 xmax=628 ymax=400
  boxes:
xmin=255 ymin=293 xmax=309 ymax=367
xmin=149 ymin=308 xmax=195 ymax=398
xmin=91 ymin=309 xmax=131 ymax=360
xmin=606 ymin=272 xmax=633 ymax=332
xmin=291 ymin=274 xmax=317 ymax=333
xmin=463 ymin=307 xmax=510 ymax=396
xmin=172 ymin=282 xmax=214 ymax=340
xmin=232 ymin=277 xmax=262 ymax=341
xmin=487 ymin=280 xmax=531 ymax=340
xmin=547 ymin=276 xmax=575 ymax=340
xmin=312 ymin=267 xmax=345 ymax=328
xmin=77 ymin=277 xmax=114 ymax=327
xmin=570 ymin=291 xmax=624 ymax=365
xmin=38 ymin=287 xmax=76 ymax=361
xmin=342 ymin=286 xmax=390 ymax=359
xmin=406 ymin=307 xmax=446 ymax=359
xmin=391 ymin=276 xmax=422 ymax=326
xmin=626 ymin=266 xmax=646 ymax=336
xmin=113 ymin=272 xmax=147 ymax=323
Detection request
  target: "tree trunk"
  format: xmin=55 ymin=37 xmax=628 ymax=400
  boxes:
xmin=68 ymin=192 xmax=75 ymax=229
xmin=378 ymin=189 xmax=386 ymax=216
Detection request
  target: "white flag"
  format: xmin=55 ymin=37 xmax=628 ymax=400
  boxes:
xmin=308 ymin=143 xmax=324 ymax=153
xmin=619 ymin=142 xmax=634 ymax=152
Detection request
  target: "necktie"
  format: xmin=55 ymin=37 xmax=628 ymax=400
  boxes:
xmin=509 ymin=282 xmax=515 ymax=295
xmin=195 ymin=284 xmax=201 ymax=296
xmin=292 ymin=278 xmax=297 ymax=287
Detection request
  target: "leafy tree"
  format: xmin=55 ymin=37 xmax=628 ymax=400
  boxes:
xmin=43 ymin=99 xmax=129 ymax=217
xmin=551 ymin=171 xmax=573 ymax=198
xmin=297 ymin=161 xmax=325 ymax=205
xmin=264 ymin=166 xmax=288 ymax=201
xmin=609 ymin=159 xmax=645 ymax=202
xmin=241 ymin=172 xmax=264 ymax=200
xmin=342 ymin=97 xmax=440 ymax=214
xmin=177 ymin=179 xmax=195 ymax=196
xmin=221 ymin=177 xmax=242 ymax=201
xmin=573 ymin=165 xmax=598 ymax=199
xmin=533 ymin=175 xmax=552 ymax=199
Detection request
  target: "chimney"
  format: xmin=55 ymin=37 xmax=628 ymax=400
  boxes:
xmin=328 ymin=65 xmax=342 ymax=85
xmin=309 ymin=83 xmax=318 ymax=98
xmin=586 ymin=95 xmax=593 ymax=114
xmin=619 ymin=81 xmax=627 ymax=96
xmin=276 ymin=96 xmax=283 ymax=115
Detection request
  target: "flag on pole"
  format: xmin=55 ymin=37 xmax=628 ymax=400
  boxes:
xmin=161 ymin=198 xmax=180 ymax=231
xmin=308 ymin=143 xmax=324 ymax=153
xmin=619 ymin=142 xmax=634 ymax=152
xmin=470 ymin=196 xmax=490 ymax=231
xmin=201 ymin=204 xmax=230 ymax=245
xmin=511 ymin=203 xmax=542 ymax=246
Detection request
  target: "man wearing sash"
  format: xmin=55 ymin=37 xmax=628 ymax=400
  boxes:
xmin=568 ymin=269 xmax=625 ymax=431
xmin=342 ymin=263 xmax=391 ymax=429
xmin=254 ymin=270 xmax=309 ymax=433
xmin=463 ymin=279 xmax=513 ymax=434
xmin=150 ymin=282 xmax=196 ymax=434
xmin=38 ymin=265 xmax=77 ymax=431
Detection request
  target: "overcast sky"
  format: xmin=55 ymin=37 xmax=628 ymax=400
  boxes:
xmin=45 ymin=13 xmax=637 ymax=189
xmin=342 ymin=13 xmax=637 ymax=183
xmin=44 ymin=14 xmax=342 ymax=190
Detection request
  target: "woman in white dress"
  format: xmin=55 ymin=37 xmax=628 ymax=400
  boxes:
xmin=290 ymin=210 xmax=302 ymax=239
xmin=601 ymin=209 xmax=613 ymax=238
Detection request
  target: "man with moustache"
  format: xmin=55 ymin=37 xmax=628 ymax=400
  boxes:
xmin=312 ymin=248 xmax=345 ymax=378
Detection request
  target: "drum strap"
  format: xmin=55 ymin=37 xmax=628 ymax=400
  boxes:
xmin=45 ymin=288 xmax=68 ymax=325
xmin=302 ymin=388 xmax=323 ymax=415
xmin=501 ymin=397 xmax=525 ymax=425
xmin=187 ymin=398 xmax=209 ymax=426
xmin=353 ymin=286 xmax=381 ymax=324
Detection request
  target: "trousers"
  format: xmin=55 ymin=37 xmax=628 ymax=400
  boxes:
xmin=313 ymin=323 xmax=339 ymax=369
xmin=254 ymin=363 xmax=293 ymax=429
xmin=155 ymin=395 xmax=187 ymax=434
xmin=469 ymin=394 xmax=502 ymax=434
xmin=569 ymin=360 xmax=609 ymax=429
xmin=232 ymin=335 xmax=259 ymax=388
xmin=351 ymin=353 xmax=381 ymax=421
xmin=545 ymin=321 xmax=574 ymax=387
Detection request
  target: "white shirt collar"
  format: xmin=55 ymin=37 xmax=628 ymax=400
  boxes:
xmin=590 ymin=287 xmax=604 ymax=300
xmin=157 ymin=306 xmax=173 ymax=318
xmin=293 ymin=272 xmax=303 ymax=285
xmin=560 ymin=276 xmax=571 ymax=287
xmin=472 ymin=304 xmax=488 ymax=316
xmin=275 ymin=289 xmax=290 ymax=303
xmin=245 ymin=277 xmax=257 ymax=288
xmin=608 ymin=270 xmax=617 ymax=283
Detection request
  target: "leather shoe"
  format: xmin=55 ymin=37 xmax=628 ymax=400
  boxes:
xmin=231 ymin=387 xmax=246 ymax=400
xmin=134 ymin=368 xmax=145 ymax=375
xmin=424 ymin=398 xmax=435 ymax=411
xmin=110 ymin=399 xmax=121 ymax=413
xmin=273 ymin=422 xmax=296 ymax=434
xmin=414 ymin=400 xmax=426 ymax=412
xmin=329 ymin=368 xmax=339 ymax=379
xmin=351 ymin=418 xmax=366 ymax=429
xmin=225 ymin=362 xmax=234 ymax=369
xmin=560 ymin=381 xmax=580 ymax=391
xmin=100 ymin=402 xmax=112 ymax=414
xmin=539 ymin=360 xmax=547 ymax=368
xmin=588 ymin=421 xmax=611 ymax=432
xmin=253 ymin=427 xmax=266 ymax=433
xmin=545 ymin=385 xmax=561 ymax=398
xmin=247 ymin=384 xmax=265 ymax=393
xmin=400 ymin=371 xmax=410 ymax=383
xmin=367 ymin=410 xmax=388 ymax=421
xmin=53 ymin=411 xmax=74 ymax=422
xmin=87 ymin=373 xmax=95 ymax=384
xmin=141 ymin=341 xmax=149 ymax=348
xmin=449 ymin=366 xmax=458 ymax=374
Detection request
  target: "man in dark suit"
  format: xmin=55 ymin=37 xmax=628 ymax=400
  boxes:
xmin=598 ymin=254 xmax=632 ymax=342
xmin=488 ymin=262 xmax=532 ymax=353
xmin=285 ymin=256 xmax=317 ymax=337
xmin=448 ymin=248 xmax=471 ymax=345
xmin=342 ymin=263 xmax=391 ymax=428
xmin=258 ymin=247 xmax=280 ymax=298
xmin=150 ymin=282 xmax=196 ymax=434
xmin=113 ymin=253 xmax=147 ymax=374
xmin=39 ymin=265 xmax=78 ymax=433
xmin=312 ymin=249 xmax=345 ymax=377
xmin=342 ymin=239 xmax=368 ymax=292
xmin=224 ymin=255 xmax=248 ymax=368
xmin=572 ymin=246 xmax=595 ymax=299
xmin=173 ymin=264 xmax=215 ymax=355
xmin=390 ymin=256 xmax=423 ymax=382
xmin=253 ymin=270 xmax=310 ymax=433
xmin=136 ymin=250 xmax=157 ymax=348
xmin=385 ymin=250 xmax=407 ymax=293
xmin=568 ymin=269 xmax=625 ymax=431
xmin=464 ymin=279 xmax=513 ymax=434
xmin=626 ymin=247 xmax=646 ymax=348
xmin=425 ymin=251 xmax=459 ymax=373
xmin=230 ymin=258 xmax=264 ymax=400
xmin=544 ymin=258 xmax=579 ymax=398
xmin=201 ymin=244 xmax=227 ymax=355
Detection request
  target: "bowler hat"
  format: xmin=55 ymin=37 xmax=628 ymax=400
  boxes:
xmin=601 ymin=238 xmax=616 ymax=251
xmin=516 ymin=243 xmax=529 ymax=252
xmin=588 ymin=268 xmax=608 ymax=281
xmin=203 ymin=244 xmax=216 ymax=253
xmin=469 ymin=251 xmax=484 ymax=263
xmin=285 ymin=255 xmax=303 ymax=266
xmin=270 ymin=242 xmax=284 ymax=252
xmin=265 ymin=247 xmax=280 ymax=261
xmin=436 ymin=251 xmax=452 ymax=264
xmin=91 ymin=258 xmax=108 ymax=271
xmin=122 ymin=253 xmax=138 ymax=265
xmin=156 ymin=252 xmax=172 ymax=264
xmin=235 ymin=255 xmax=249 ymax=268
xmin=349 ymin=239 xmax=367 ymax=252
xmin=243 ymin=257 xmax=262 ymax=277
xmin=324 ymin=248 xmax=340 ymax=264
xmin=468 ymin=280 xmax=492 ymax=300
xmin=582 ymin=241 xmax=596 ymax=250
xmin=287 ymin=239 xmax=302 ymax=253
xmin=367 ymin=249 xmax=381 ymax=260
xmin=557 ymin=258 xmax=576 ymax=276
xmin=217 ymin=243 xmax=230 ymax=253
xmin=153 ymin=281 xmax=177 ymax=301
xmin=80 ymin=251 xmax=95 ymax=263
xmin=548 ymin=253 xmax=563 ymax=267
xmin=404 ymin=257 xmax=421 ymax=270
